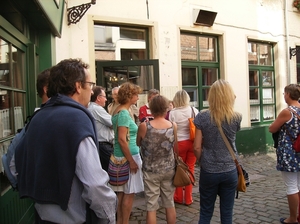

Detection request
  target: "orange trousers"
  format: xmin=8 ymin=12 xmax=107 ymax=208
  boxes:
xmin=174 ymin=139 xmax=196 ymax=205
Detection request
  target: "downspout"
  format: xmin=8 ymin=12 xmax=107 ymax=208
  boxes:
xmin=284 ymin=0 xmax=291 ymax=84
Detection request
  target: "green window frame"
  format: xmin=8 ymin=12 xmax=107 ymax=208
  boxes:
xmin=248 ymin=41 xmax=275 ymax=124
xmin=180 ymin=33 xmax=220 ymax=110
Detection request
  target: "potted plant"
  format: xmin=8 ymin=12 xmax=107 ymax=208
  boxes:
xmin=294 ymin=0 xmax=300 ymax=10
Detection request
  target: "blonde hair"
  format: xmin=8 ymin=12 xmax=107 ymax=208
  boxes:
xmin=173 ymin=90 xmax=190 ymax=107
xmin=208 ymin=79 xmax=239 ymax=127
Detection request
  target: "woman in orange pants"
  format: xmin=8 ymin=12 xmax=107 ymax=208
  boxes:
xmin=169 ymin=90 xmax=198 ymax=205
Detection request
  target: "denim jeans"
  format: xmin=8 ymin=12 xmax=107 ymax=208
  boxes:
xmin=198 ymin=168 xmax=238 ymax=224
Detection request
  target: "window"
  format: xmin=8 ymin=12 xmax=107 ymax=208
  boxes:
xmin=0 ymin=37 xmax=26 ymax=192
xmin=248 ymin=41 xmax=275 ymax=123
xmin=181 ymin=33 xmax=219 ymax=109
xmin=297 ymin=46 xmax=300 ymax=83
xmin=94 ymin=25 xmax=148 ymax=60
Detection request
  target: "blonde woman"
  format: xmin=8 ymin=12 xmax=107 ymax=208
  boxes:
xmin=193 ymin=79 xmax=242 ymax=224
xmin=169 ymin=90 xmax=198 ymax=205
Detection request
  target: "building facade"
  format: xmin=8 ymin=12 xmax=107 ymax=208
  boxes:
xmin=0 ymin=0 xmax=300 ymax=222
xmin=57 ymin=0 xmax=300 ymax=153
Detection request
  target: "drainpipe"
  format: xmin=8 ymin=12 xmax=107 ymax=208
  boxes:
xmin=284 ymin=0 xmax=291 ymax=84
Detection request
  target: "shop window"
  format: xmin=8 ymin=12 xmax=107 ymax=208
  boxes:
xmin=0 ymin=38 xmax=26 ymax=187
xmin=248 ymin=41 xmax=275 ymax=123
xmin=181 ymin=33 xmax=219 ymax=109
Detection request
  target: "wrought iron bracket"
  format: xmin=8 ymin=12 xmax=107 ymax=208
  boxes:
xmin=67 ymin=0 xmax=96 ymax=25
xmin=290 ymin=46 xmax=300 ymax=59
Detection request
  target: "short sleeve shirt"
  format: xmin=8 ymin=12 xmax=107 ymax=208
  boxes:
xmin=193 ymin=109 xmax=242 ymax=173
xmin=112 ymin=109 xmax=139 ymax=157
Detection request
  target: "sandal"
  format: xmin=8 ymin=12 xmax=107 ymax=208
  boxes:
xmin=280 ymin=218 xmax=298 ymax=224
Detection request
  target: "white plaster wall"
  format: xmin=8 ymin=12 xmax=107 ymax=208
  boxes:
xmin=56 ymin=0 xmax=300 ymax=128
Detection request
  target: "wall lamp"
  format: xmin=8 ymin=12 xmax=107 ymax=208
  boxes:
xmin=67 ymin=0 xmax=96 ymax=25
xmin=290 ymin=47 xmax=300 ymax=59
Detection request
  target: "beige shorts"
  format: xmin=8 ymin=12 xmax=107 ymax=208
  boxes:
xmin=143 ymin=169 xmax=176 ymax=211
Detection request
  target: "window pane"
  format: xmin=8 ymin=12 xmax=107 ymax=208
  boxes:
xmin=202 ymin=68 xmax=218 ymax=85
xmin=121 ymin=49 xmax=146 ymax=60
xmin=120 ymin=28 xmax=145 ymax=40
xmin=182 ymin=67 xmax=197 ymax=85
xmin=297 ymin=46 xmax=300 ymax=64
xmin=250 ymin=106 xmax=260 ymax=122
xmin=259 ymin=44 xmax=273 ymax=66
xmin=0 ymin=90 xmax=12 ymax=137
xmin=12 ymin=46 xmax=25 ymax=89
xmin=249 ymin=88 xmax=259 ymax=104
xmin=0 ymin=139 xmax=12 ymax=188
xmin=199 ymin=36 xmax=216 ymax=62
xmin=249 ymin=70 xmax=259 ymax=86
xmin=263 ymin=105 xmax=275 ymax=121
xmin=180 ymin=34 xmax=197 ymax=60
xmin=297 ymin=66 xmax=300 ymax=83
xmin=262 ymin=88 xmax=274 ymax=104
xmin=248 ymin=43 xmax=258 ymax=65
xmin=202 ymin=88 xmax=210 ymax=108
xmin=13 ymin=92 xmax=25 ymax=132
xmin=262 ymin=71 xmax=273 ymax=86
xmin=0 ymin=39 xmax=10 ymax=87
xmin=94 ymin=25 xmax=147 ymax=61
xmin=184 ymin=88 xmax=198 ymax=107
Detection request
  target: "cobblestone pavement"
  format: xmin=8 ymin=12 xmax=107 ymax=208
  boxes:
xmin=129 ymin=150 xmax=291 ymax=224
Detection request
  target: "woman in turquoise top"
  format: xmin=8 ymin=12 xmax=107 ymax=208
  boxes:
xmin=269 ymin=84 xmax=300 ymax=224
xmin=111 ymin=82 xmax=144 ymax=224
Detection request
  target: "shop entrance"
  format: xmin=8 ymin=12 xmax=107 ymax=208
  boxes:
xmin=95 ymin=60 xmax=159 ymax=108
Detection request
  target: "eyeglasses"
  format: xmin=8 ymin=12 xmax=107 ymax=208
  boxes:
xmin=98 ymin=95 xmax=107 ymax=99
xmin=83 ymin=81 xmax=95 ymax=89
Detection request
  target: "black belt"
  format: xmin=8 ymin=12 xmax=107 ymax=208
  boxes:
xmin=99 ymin=141 xmax=113 ymax=146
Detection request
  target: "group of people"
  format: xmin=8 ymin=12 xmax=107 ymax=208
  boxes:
xmin=13 ymin=57 xmax=300 ymax=224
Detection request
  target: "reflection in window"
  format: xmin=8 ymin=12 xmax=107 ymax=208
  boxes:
xmin=94 ymin=25 xmax=147 ymax=60
xmin=180 ymin=34 xmax=197 ymax=61
xmin=248 ymin=42 xmax=273 ymax=66
xmin=248 ymin=41 xmax=275 ymax=124
xmin=182 ymin=67 xmax=197 ymax=85
xmin=202 ymin=88 xmax=209 ymax=107
xmin=185 ymin=89 xmax=198 ymax=107
xmin=199 ymin=36 xmax=216 ymax=62
xmin=202 ymin=68 xmax=218 ymax=85
xmin=249 ymin=88 xmax=259 ymax=103
xmin=249 ymin=71 xmax=259 ymax=86
xmin=262 ymin=71 xmax=273 ymax=86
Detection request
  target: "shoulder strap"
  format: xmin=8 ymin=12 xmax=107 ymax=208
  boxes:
xmin=191 ymin=106 xmax=195 ymax=118
xmin=288 ymin=107 xmax=300 ymax=120
xmin=285 ymin=107 xmax=300 ymax=142
xmin=172 ymin=122 xmax=179 ymax=154
xmin=217 ymin=125 xmax=240 ymax=166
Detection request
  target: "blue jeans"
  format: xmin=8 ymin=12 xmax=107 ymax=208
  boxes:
xmin=198 ymin=168 xmax=238 ymax=224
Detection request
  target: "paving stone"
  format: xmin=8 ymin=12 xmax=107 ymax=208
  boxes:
xmin=129 ymin=151 xmax=292 ymax=223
